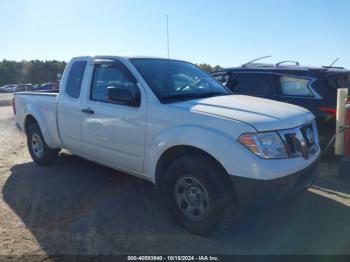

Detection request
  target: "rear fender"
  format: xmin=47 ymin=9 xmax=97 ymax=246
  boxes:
xmin=24 ymin=104 xmax=61 ymax=148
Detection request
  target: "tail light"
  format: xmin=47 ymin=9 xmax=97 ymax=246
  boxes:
xmin=12 ymin=97 xmax=16 ymax=115
xmin=319 ymin=106 xmax=336 ymax=116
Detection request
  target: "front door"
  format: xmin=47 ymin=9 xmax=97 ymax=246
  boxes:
xmin=80 ymin=61 xmax=147 ymax=173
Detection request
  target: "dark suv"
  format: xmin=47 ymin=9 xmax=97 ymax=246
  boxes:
xmin=211 ymin=60 xmax=350 ymax=148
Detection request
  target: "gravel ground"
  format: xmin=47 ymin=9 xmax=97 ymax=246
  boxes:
xmin=0 ymin=96 xmax=350 ymax=257
xmin=0 ymin=93 xmax=13 ymax=107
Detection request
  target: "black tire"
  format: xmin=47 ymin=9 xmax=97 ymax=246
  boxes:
xmin=163 ymin=152 xmax=238 ymax=236
xmin=27 ymin=123 xmax=60 ymax=165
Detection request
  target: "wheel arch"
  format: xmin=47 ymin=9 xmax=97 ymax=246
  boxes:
xmin=24 ymin=114 xmax=39 ymax=134
xmin=155 ymin=145 xmax=236 ymax=196
xmin=20 ymin=97 xmax=63 ymax=149
xmin=23 ymin=111 xmax=61 ymax=149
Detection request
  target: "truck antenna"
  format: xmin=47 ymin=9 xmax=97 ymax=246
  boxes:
xmin=328 ymin=58 xmax=339 ymax=68
xmin=242 ymin=55 xmax=271 ymax=67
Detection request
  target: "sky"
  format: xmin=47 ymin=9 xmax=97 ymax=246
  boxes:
xmin=1 ymin=0 xmax=349 ymax=68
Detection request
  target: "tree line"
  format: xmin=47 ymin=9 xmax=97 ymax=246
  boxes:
xmin=0 ymin=60 xmax=67 ymax=86
xmin=196 ymin=63 xmax=222 ymax=73
xmin=0 ymin=60 xmax=221 ymax=87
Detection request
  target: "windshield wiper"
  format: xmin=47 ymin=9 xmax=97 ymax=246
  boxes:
xmin=162 ymin=93 xmax=199 ymax=103
xmin=162 ymin=92 xmax=228 ymax=103
xmin=195 ymin=92 xmax=228 ymax=99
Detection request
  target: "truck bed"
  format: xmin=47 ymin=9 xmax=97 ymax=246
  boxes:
xmin=14 ymin=91 xmax=62 ymax=149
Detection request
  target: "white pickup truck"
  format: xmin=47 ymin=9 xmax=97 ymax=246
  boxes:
xmin=14 ymin=56 xmax=320 ymax=235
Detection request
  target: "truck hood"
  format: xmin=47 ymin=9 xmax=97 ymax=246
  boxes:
xmin=169 ymin=95 xmax=314 ymax=131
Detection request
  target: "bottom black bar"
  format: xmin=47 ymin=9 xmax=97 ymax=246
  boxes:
xmin=1 ymin=255 xmax=350 ymax=262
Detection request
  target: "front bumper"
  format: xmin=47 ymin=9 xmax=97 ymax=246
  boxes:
xmin=230 ymin=157 xmax=320 ymax=208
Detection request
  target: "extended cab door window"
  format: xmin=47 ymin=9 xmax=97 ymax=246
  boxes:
xmin=65 ymin=61 xmax=87 ymax=98
xmin=57 ymin=60 xmax=87 ymax=152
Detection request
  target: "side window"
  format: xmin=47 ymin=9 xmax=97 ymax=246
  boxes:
xmin=234 ymin=73 xmax=275 ymax=97
xmin=280 ymin=76 xmax=313 ymax=97
xmin=65 ymin=61 xmax=87 ymax=98
xmin=91 ymin=64 xmax=139 ymax=104
xmin=329 ymin=74 xmax=350 ymax=89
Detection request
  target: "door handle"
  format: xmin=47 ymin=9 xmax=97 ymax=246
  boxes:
xmin=82 ymin=108 xmax=94 ymax=114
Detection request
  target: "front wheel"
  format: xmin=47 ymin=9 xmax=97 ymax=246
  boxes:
xmin=163 ymin=152 xmax=238 ymax=236
xmin=27 ymin=123 xmax=60 ymax=165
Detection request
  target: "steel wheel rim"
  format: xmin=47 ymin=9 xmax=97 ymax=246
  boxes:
xmin=174 ymin=176 xmax=210 ymax=221
xmin=31 ymin=133 xmax=43 ymax=158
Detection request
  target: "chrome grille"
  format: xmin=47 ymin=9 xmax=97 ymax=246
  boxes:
xmin=279 ymin=121 xmax=319 ymax=159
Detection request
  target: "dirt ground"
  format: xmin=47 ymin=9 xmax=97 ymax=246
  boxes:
xmin=0 ymin=95 xmax=350 ymax=256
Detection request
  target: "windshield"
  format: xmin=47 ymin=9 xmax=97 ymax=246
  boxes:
xmin=130 ymin=58 xmax=231 ymax=103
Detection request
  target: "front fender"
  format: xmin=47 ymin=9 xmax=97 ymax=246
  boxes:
xmin=144 ymin=125 xmax=235 ymax=183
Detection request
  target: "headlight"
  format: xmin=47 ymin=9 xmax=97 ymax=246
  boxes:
xmin=238 ymin=132 xmax=288 ymax=159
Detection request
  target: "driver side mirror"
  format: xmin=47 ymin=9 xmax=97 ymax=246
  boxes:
xmin=107 ymin=85 xmax=140 ymax=107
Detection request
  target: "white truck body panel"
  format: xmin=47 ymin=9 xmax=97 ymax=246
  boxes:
xmin=56 ymin=58 xmax=88 ymax=153
xmin=80 ymin=84 xmax=147 ymax=173
xmin=14 ymin=55 xmax=320 ymax=185
xmin=170 ymin=95 xmax=314 ymax=131
xmin=15 ymin=93 xmax=62 ymax=148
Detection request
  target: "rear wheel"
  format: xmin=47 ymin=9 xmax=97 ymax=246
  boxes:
xmin=163 ymin=152 xmax=237 ymax=235
xmin=27 ymin=123 xmax=60 ymax=165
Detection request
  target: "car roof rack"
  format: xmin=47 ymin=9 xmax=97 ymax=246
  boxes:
xmin=241 ymin=55 xmax=272 ymax=68
xmin=241 ymin=56 xmax=303 ymax=69
xmin=275 ymin=61 xmax=300 ymax=67
xmin=244 ymin=63 xmax=275 ymax=68
xmin=237 ymin=57 xmax=340 ymax=71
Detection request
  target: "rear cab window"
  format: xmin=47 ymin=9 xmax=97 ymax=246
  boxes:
xmin=65 ymin=61 xmax=87 ymax=98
